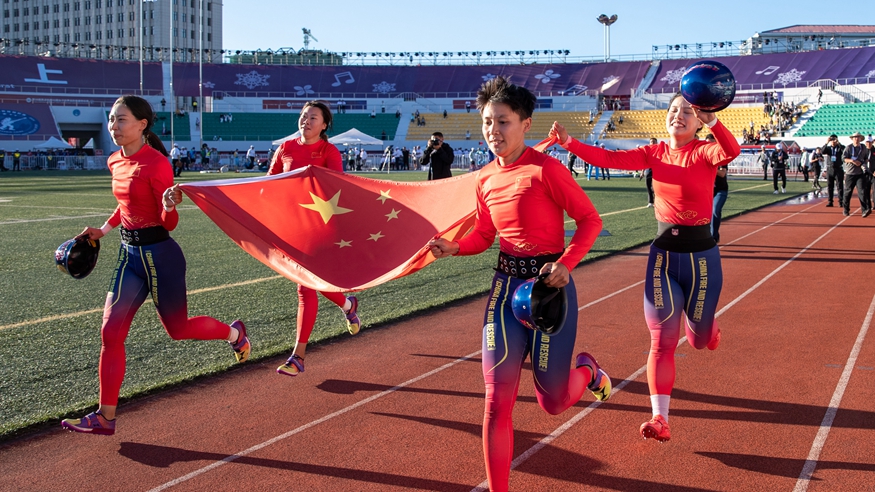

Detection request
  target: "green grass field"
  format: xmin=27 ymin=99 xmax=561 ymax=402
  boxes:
xmin=0 ymin=169 xmax=812 ymax=440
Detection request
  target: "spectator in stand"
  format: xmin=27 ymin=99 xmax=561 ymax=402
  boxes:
xmin=770 ymin=143 xmax=788 ymax=194
xmin=822 ymin=134 xmax=845 ymax=208
xmin=443 ymin=109 xmax=448 ymax=118
xmin=810 ymin=147 xmax=823 ymax=191
xmin=267 ymin=101 xmax=362 ymax=377
xmin=842 ymin=132 xmax=871 ymax=217
xmin=465 ymin=100 xmax=471 ymax=113
xmin=757 ymin=145 xmax=770 ymax=181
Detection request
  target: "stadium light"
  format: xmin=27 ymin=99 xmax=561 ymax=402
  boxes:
xmin=597 ymin=14 xmax=618 ymax=62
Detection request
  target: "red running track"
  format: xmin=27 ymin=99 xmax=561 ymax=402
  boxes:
xmin=2 ymin=192 xmax=874 ymax=492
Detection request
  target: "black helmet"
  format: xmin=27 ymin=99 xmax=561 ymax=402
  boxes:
xmin=55 ymin=237 xmax=100 ymax=279
xmin=511 ymin=274 xmax=567 ymax=336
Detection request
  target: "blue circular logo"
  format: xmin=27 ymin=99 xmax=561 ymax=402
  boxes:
xmin=0 ymin=109 xmax=41 ymax=135
xmin=72 ymin=109 xmax=81 ymax=117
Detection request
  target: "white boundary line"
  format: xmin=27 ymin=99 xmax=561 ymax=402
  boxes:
xmin=792 ymin=293 xmax=875 ymax=492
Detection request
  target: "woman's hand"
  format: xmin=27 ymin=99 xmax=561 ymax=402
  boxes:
xmin=76 ymin=226 xmax=105 ymax=241
xmin=692 ymin=107 xmax=716 ymax=126
xmin=549 ymin=121 xmax=569 ymax=145
xmin=428 ymin=238 xmax=460 ymax=259
xmin=539 ymin=262 xmax=569 ymax=288
xmin=163 ymin=184 xmax=182 ymax=210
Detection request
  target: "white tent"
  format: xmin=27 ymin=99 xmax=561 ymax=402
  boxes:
xmin=82 ymin=138 xmax=94 ymax=149
xmin=271 ymin=131 xmax=301 ymax=146
xmin=34 ymin=136 xmax=73 ymax=149
xmin=328 ymin=128 xmax=382 ymax=146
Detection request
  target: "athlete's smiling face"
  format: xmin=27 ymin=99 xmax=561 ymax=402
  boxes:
xmin=481 ymin=101 xmax=531 ymax=163
xmin=298 ymin=105 xmax=327 ymax=143
xmin=665 ymin=95 xmax=703 ymax=146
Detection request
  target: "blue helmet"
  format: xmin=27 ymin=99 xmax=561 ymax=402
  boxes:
xmin=55 ymin=237 xmax=100 ymax=279
xmin=511 ymin=275 xmax=567 ymax=336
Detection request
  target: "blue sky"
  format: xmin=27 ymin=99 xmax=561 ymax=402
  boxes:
xmin=222 ymin=1 xmax=860 ymax=59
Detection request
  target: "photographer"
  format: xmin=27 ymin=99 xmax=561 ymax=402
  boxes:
xmin=420 ymin=131 xmax=454 ymax=180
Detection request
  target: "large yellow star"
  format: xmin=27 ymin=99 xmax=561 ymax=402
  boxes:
xmin=386 ymin=209 xmax=400 ymax=221
xmin=377 ymin=190 xmax=392 ymax=204
xmin=299 ymin=190 xmax=352 ymax=224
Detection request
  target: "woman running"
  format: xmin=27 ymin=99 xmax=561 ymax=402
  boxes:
xmin=550 ymin=92 xmax=740 ymax=442
xmin=268 ymin=101 xmax=361 ymax=377
xmin=61 ymin=95 xmax=248 ymax=436
xmin=429 ymin=77 xmax=611 ymax=492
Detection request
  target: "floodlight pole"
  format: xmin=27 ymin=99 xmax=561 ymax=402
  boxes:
xmin=597 ymin=14 xmax=618 ymax=62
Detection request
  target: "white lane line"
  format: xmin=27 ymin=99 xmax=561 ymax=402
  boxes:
xmin=146 ymin=350 xmax=483 ymax=492
xmin=793 ymin=293 xmax=875 ymax=492
xmin=0 ymin=276 xmax=282 ymax=332
xmin=0 ymin=206 xmax=199 ymax=225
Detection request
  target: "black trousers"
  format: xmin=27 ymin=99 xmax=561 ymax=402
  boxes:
xmin=773 ymin=169 xmax=786 ymax=191
xmin=645 ymin=173 xmax=654 ymax=204
xmin=827 ymin=166 xmax=845 ymax=205
xmin=843 ymin=173 xmax=871 ymax=213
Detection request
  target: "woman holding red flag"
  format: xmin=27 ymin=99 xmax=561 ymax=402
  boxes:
xmin=550 ymin=92 xmax=740 ymax=442
xmin=268 ymin=100 xmax=361 ymax=377
xmin=61 ymin=95 xmax=248 ymax=436
xmin=429 ymin=77 xmax=611 ymax=492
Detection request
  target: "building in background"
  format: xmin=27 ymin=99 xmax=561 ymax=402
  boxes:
xmin=0 ymin=0 xmax=222 ymax=62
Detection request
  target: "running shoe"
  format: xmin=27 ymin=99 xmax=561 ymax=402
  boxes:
xmin=575 ymin=352 xmax=612 ymax=402
xmin=707 ymin=327 xmax=721 ymax=351
xmin=230 ymin=320 xmax=250 ymax=363
xmin=277 ymin=354 xmax=305 ymax=377
xmin=61 ymin=411 xmax=115 ymax=436
xmin=345 ymin=296 xmax=361 ymax=335
xmin=640 ymin=414 xmax=671 ymax=442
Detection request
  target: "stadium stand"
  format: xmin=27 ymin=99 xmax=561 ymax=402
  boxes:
xmin=795 ymin=102 xmax=875 ymax=137
xmin=202 ymin=112 xmax=396 ymax=142
xmin=154 ymin=112 xmax=191 ymax=142
xmin=601 ymin=107 xmax=798 ymax=140
xmin=406 ymin=111 xmax=602 ymax=142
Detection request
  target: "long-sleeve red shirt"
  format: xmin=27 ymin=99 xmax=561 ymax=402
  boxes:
xmin=562 ymin=119 xmax=740 ymax=226
xmin=267 ymin=138 xmax=343 ymax=175
xmin=106 ymin=144 xmax=178 ymax=231
xmin=456 ymin=147 xmax=602 ymax=272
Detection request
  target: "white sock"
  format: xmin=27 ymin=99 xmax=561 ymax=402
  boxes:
xmin=650 ymin=394 xmax=670 ymax=421
xmin=227 ymin=327 xmax=239 ymax=343
xmin=341 ymin=299 xmax=351 ymax=312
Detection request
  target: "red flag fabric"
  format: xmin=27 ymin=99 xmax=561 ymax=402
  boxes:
xmin=533 ymin=136 xmax=558 ymax=153
xmin=180 ymin=167 xmax=478 ymax=292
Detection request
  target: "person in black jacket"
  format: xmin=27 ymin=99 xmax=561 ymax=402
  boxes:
xmin=770 ymin=142 xmax=788 ymax=194
xmin=421 ymin=131 xmax=454 ymax=180
xmin=822 ymin=134 xmax=845 ymax=207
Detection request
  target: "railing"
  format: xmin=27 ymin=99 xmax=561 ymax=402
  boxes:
xmin=3 ymin=155 xmax=109 ymax=170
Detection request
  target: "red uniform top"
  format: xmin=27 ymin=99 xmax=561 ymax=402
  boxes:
xmin=106 ymin=144 xmax=178 ymax=231
xmin=456 ymin=147 xmax=602 ymax=272
xmin=267 ymin=138 xmax=343 ymax=175
xmin=562 ymin=119 xmax=740 ymax=226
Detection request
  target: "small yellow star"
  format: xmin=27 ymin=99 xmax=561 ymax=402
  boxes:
xmin=377 ymin=190 xmax=392 ymax=204
xmin=336 ymin=239 xmax=352 ymax=248
xmin=299 ymin=190 xmax=353 ymax=224
xmin=386 ymin=209 xmax=400 ymax=221
xmin=368 ymin=231 xmax=385 ymax=242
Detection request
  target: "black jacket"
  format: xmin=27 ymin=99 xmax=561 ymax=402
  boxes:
xmin=421 ymin=142 xmax=454 ymax=180
xmin=770 ymin=150 xmax=788 ymax=171
xmin=821 ymin=142 xmax=845 ymax=169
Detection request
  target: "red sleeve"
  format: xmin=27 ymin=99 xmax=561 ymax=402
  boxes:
xmin=152 ymin=158 xmax=179 ymax=231
xmin=562 ymin=138 xmax=650 ymax=171
xmin=107 ymin=205 xmax=122 ymax=228
xmin=325 ymin=143 xmax=344 ymax=172
xmin=701 ymin=120 xmax=741 ymax=166
xmin=541 ymin=163 xmax=602 ymax=271
xmin=267 ymin=143 xmax=285 ymax=176
xmin=455 ymin=179 xmax=497 ymax=256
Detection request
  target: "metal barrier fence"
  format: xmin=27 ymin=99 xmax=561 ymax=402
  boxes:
xmin=1 ymin=155 xmax=109 ymax=170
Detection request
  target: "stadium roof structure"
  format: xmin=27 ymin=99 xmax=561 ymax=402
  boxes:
xmin=762 ymin=25 xmax=875 ymax=35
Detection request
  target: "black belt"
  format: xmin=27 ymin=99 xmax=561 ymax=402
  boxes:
xmin=120 ymin=226 xmax=170 ymax=246
xmin=652 ymin=222 xmax=715 ymax=253
xmin=496 ymin=251 xmax=563 ymax=279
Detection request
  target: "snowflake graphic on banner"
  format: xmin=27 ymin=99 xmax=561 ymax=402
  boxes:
xmin=660 ymin=67 xmax=687 ymax=85
xmin=202 ymin=81 xmax=215 ymax=89
xmin=774 ymin=69 xmax=806 ymax=86
xmin=534 ymin=70 xmax=561 ymax=84
xmin=234 ymin=71 xmax=270 ymax=90
xmin=372 ymin=81 xmax=396 ymax=94
xmin=294 ymin=85 xmax=314 ymax=96
xmin=865 ymin=69 xmax=875 ymax=78
xmin=482 ymin=73 xmax=497 ymax=82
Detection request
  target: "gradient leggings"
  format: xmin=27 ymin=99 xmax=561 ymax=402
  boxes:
xmin=295 ymin=285 xmax=346 ymax=344
xmin=99 ymin=239 xmax=232 ymax=406
xmin=481 ymin=272 xmax=591 ymax=492
xmin=644 ymin=244 xmax=722 ymax=396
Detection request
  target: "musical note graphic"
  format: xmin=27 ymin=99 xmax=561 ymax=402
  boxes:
xmin=755 ymin=66 xmax=779 ymax=76
xmin=331 ymin=72 xmax=355 ymax=87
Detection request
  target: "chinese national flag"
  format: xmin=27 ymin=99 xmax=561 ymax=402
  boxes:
xmin=180 ymin=166 xmax=478 ymax=292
